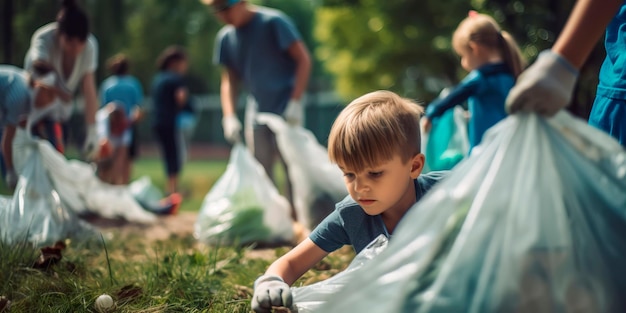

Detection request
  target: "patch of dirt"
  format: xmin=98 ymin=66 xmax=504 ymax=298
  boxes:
xmin=84 ymin=212 xmax=199 ymax=243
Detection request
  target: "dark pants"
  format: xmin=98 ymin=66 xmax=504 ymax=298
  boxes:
xmin=154 ymin=125 xmax=180 ymax=176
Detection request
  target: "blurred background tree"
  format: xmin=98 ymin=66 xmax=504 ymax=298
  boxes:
xmin=0 ymin=0 xmax=606 ymax=118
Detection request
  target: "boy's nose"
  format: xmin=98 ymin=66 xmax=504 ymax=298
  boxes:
xmin=353 ymin=178 xmax=369 ymax=193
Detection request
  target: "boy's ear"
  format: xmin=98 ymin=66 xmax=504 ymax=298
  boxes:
xmin=410 ymin=153 xmax=425 ymax=179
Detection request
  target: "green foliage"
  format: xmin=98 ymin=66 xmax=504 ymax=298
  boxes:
xmin=315 ymin=0 xmax=599 ymax=116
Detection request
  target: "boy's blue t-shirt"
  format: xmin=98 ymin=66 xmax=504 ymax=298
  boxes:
xmin=100 ymin=74 xmax=144 ymax=117
xmin=213 ymin=6 xmax=301 ymax=115
xmin=309 ymin=171 xmax=447 ymax=254
xmin=425 ymin=63 xmax=514 ymax=150
xmin=0 ymin=65 xmax=31 ymax=127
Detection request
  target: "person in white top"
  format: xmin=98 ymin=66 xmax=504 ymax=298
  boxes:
xmin=23 ymin=0 xmax=99 ymax=159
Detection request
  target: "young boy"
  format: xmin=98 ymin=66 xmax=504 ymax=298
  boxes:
xmin=251 ymin=90 xmax=446 ymax=312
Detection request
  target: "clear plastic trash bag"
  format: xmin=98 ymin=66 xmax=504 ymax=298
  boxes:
xmin=291 ymin=235 xmax=388 ymax=313
xmin=256 ymin=113 xmax=347 ymax=231
xmin=128 ymin=175 xmax=164 ymax=205
xmin=421 ymin=106 xmax=469 ymax=172
xmin=0 ymin=137 xmax=93 ymax=246
xmin=12 ymin=128 xmax=156 ymax=224
xmin=318 ymin=112 xmax=626 ymax=313
xmin=194 ymin=143 xmax=294 ymax=245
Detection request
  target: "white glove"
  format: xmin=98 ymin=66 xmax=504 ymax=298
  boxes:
xmin=5 ymin=169 xmax=17 ymax=189
xmin=222 ymin=115 xmax=242 ymax=143
xmin=506 ymin=50 xmax=579 ymax=117
xmin=283 ymin=99 xmax=303 ymax=126
xmin=83 ymin=124 xmax=99 ymax=160
xmin=251 ymin=275 xmax=293 ymax=313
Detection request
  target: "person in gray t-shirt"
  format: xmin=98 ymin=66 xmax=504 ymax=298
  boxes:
xmin=250 ymin=91 xmax=447 ymax=313
xmin=204 ymin=0 xmax=311 ymax=219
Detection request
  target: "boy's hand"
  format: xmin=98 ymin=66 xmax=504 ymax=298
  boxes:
xmin=505 ymin=50 xmax=579 ymax=117
xmin=251 ymin=275 xmax=293 ymax=313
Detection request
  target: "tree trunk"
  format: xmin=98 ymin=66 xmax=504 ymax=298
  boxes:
xmin=2 ymin=0 xmax=13 ymax=64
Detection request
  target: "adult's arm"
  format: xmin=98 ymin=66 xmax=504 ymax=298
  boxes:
xmin=82 ymin=72 xmax=98 ymax=124
xmin=552 ymin=0 xmax=623 ymax=69
xmin=220 ymin=68 xmax=239 ymax=117
xmin=286 ymin=41 xmax=311 ymax=100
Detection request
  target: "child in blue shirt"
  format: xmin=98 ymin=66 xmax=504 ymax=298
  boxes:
xmin=251 ymin=90 xmax=446 ymax=312
xmin=422 ymin=11 xmax=525 ymax=151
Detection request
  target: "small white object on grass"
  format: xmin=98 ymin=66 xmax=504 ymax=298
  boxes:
xmin=95 ymin=294 xmax=115 ymax=312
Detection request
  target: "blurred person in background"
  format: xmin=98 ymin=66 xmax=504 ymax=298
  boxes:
xmin=99 ymin=53 xmax=144 ymax=184
xmin=150 ymin=46 xmax=189 ymax=195
xmin=23 ymin=0 xmax=100 ymax=159
xmin=203 ymin=0 xmax=311 ymax=220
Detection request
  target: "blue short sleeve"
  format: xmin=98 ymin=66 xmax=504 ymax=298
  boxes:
xmin=272 ymin=14 xmax=301 ymax=51
xmin=309 ymin=209 xmax=350 ymax=253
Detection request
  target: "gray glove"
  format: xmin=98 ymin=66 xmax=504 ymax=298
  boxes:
xmin=251 ymin=275 xmax=293 ymax=313
xmin=4 ymin=169 xmax=17 ymax=189
xmin=506 ymin=50 xmax=579 ymax=116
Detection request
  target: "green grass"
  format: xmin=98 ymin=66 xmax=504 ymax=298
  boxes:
xmin=0 ymin=149 xmax=345 ymax=312
xmin=131 ymin=158 xmax=229 ymax=213
xmin=0 ymin=229 xmax=352 ymax=312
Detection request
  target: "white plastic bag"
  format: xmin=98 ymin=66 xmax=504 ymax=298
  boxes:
xmin=0 ymin=138 xmax=93 ymax=246
xmin=319 ymin=112 xmax=626 ymax=313
xmin=256 ymin=113 xmax=347 ymax=231
xmin=12 ymin=128 xmax=156 ymax=224
xmin=128 ymin=175 xmax=164 ymax=205
xmin=291 ymin=235 xmax=388 ymax=312
xmin=194 ymin=143 xmax=294 ymax=245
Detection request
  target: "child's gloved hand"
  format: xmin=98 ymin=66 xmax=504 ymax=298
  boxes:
xmin=506 ymin=50 xmax=579 ymax=117
xmin=221 ymin=115 xmax=242 ymax=144
xmin=251 ymin=275 xmax=293 ymax=313
xmin=83 ymin=124 xmax=99 ymax=161
xmin=283 ymin=99 xmax=303 ymax=126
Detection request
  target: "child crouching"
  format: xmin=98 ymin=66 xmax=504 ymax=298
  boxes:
xmin=251 ymin=90 xmax=447 ymax=312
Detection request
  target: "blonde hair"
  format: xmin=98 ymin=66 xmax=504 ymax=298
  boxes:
xmin=453 ymin=11 xmax=526 ymax=78
xmin=328 ymin=90 xmax=424 ymax=172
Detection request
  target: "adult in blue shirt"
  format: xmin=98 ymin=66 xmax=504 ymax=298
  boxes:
xmin=204 ymin=0 xmax=312 ymax=219
xmin=150 ymin=46 xmax=189 ymax=194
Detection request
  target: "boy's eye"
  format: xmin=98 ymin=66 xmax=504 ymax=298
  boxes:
xmin=343 ymin=173 xmax=355 ymax=179
xmin=368 ymin=171 xmax=383 ymax=178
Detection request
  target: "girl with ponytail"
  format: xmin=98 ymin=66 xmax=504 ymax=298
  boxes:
xmin=23 ymin=0 xmax=100 ymax=159
xmin=422 ymin=10 xmax=526 ymax=151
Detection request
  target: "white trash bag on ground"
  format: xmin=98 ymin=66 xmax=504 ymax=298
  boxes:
xmin=291 ymin=235 xmax=388 ymax=312
xmin=319 ymin=112 xmax=626 ymax=313
xmin=0 ymin=135 xmax=93 ymax=246
xmin=12 ymin=128 xmax=156 ymax=224
xmin=256 ymin=113 xmax=347 ymax=231
xmin=195 ymin=143 xmax=294 ymax=246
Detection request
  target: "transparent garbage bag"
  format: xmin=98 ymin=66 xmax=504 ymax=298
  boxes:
xmin=256 ymin=113 xmax=347 ymax=231
xmin=194 ymin=143 xmax=294 ymax=245
xmin=0 ymin=136 xmax=93 ymax=246
xmin=291 ymin=235 xmax=388 ymax=313
xmin=318 ymin=112 xmax=626 ymax=313
xmin=12 ymin=128 xmax=156 ymax=224
xmin=128 ymin=175 xmax=164 ymax=205
xmin=421 ymin=106 xmax=469 ymax=172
